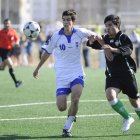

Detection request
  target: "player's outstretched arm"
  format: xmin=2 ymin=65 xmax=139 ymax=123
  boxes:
xmin=102 ymin=45 xmax=114 ymax=61
xmin=94 ymin=37 xmax=115 ymax=61
xmin=95 ymin=36 xmax=105 ymax=46
xmin=33 ymin=52 xmax=50 ymax=79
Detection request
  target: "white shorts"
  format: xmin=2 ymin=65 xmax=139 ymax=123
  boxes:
xmin=56 ymin=75 xmax=85 ymax=96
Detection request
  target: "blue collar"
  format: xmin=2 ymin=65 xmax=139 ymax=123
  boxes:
xmin=58 ymin=27 xmax=77 ymax=35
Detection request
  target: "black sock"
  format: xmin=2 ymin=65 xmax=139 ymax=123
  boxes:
xmin=9 ymin=68 xmax=17 ymax=84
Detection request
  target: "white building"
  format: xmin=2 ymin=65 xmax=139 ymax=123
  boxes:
xmin=1 ymin=0 xmax=140 ymax=26
xmin=31 ymin=0 xmax=57 ymax=22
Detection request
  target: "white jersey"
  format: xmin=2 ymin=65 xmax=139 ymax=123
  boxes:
xmin=42 ymin=27 xmax=96 ymax=82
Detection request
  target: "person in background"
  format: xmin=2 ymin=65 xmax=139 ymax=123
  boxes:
xmin=24 ymin=39 xmax=33 ymax=66
xmin=129 ymin=29 xmax=140 ymax=68
xmin=87 ymin=14 xmax=140 ymax=132
xmin=82 ymin=39 xmax=91 ymax=68
xmin=134 ymin=27 xmax=140 ymax=68
xmin=0 ymin=18 xmax=22 ymax=88
xmin=35 ymin=22 xmax=46 ymax=60
xmin=33 ymin=9 xmax=97 ymax=137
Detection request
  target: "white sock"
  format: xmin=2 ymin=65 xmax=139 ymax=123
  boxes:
xmin=135 ymin=107 xmax=140 ymax=111
xmin=109 ymin=98 xmax=118 ymax=106
xmin=63 ymin=116 xmax=75 ymax=131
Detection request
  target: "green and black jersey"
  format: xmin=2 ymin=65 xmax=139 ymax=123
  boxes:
xmin=87 ymin=31 xmax=137 ymax=77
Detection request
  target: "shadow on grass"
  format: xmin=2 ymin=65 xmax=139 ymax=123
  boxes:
xmin=0 ymin=133 xmax=140 ymax=140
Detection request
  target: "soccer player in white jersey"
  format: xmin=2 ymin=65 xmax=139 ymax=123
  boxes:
xmin=33 ymin=9 xmax=96 ymax=137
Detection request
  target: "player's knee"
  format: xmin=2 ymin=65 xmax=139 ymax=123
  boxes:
xmin=57 ymin=105 xmax=67 ymax=112
xmin=106 ymin=92 xmax=114 ymax=101
xmin=129 ymin=98 xmax=140 ymax=108
xmin=106 ymin=88 xmax=117 ymax=101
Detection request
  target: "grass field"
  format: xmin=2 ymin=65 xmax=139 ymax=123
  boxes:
xmin=0 ymin=67 xmax=140 ymax=140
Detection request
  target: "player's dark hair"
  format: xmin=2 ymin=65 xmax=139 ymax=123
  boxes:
xmin=62 ymin=9 xmax=76 ymax=21
xmin=104 ymin=15 xmax=121 ymax=29
xmin=3 ymin=18 xmax=10 ymax=24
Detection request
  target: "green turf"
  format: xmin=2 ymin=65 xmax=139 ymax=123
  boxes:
xmin=0 ymin=67 xmax=140 ymax=140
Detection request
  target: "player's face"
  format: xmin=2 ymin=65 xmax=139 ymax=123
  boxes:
xmin=4 ymin=20 xmax=11 ymax=30
xmin=104 ymin=21 xmax=119 ymax=37
xmin=62 ymin=16 xmax=74 ymax=30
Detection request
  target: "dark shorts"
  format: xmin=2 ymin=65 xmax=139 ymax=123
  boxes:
xmin=105 ymin=74 xmax=139 ymax=99
xmin=11 ymin=47 xmax=21 ymax=56
xmin=0 ymin=48 xmax=12 ymax=61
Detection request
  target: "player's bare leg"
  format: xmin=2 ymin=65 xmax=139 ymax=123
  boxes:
xmin=0 ymin=61 xmax=6 ymax=70
xmin=56 ymin=95 xmax=67 ymax=112
xmin=62 ymin=84 xmax=83 ymax=137
xmin=6 ymin=58 xmax=22 ymax=87
xmin=129 ymin=97 xmax=140 ymax=118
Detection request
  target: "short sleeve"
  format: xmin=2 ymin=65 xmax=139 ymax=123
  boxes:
xmin=78 ymin=28 xmax=98 ymax=38
xmin=41 ymin=33 xmax=58 ymax=54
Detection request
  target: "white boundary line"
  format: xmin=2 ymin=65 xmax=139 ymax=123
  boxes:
xmin=0 ymin=99 xmax=128 ymax=108
xmin=0 ymin=99 xmax=134 ymax=122
xmin=0 ymin=113 xmax=136 ymax=122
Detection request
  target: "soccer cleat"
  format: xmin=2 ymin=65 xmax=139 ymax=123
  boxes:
xmin=62 ymin=129 xmax=72 ymax=137
xmin=15 ymin=81 xmax=22 ymax=88
xmin=74 ymin=116 xmax=76 ymax=122
xmin=121 ymin=117 xmax=134 ymax=132
xmin=67 ymin=115 xmax=76 ymax=122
